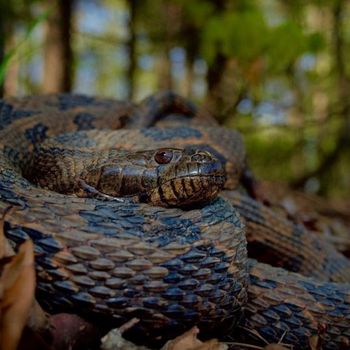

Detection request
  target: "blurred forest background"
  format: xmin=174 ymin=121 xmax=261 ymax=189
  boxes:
xmin=1 ymin=0 xmax=350 ymax=199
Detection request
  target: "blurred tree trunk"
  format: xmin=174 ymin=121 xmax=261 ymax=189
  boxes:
xmin=205 ymin=0 xmax=228 ymax=118
xmin=4 ymin=29 xmax=18 ymax=97
xmin=0 ymin=18 xmax=5 ymax=97
xmin=333 ymin=0 xmax=350 ymax=106
xmin=43 ymin=0 xmax=73 ymax=93
xmin=126 ymin=0 xmax=137 ymax=100
xmin=292 ymin=0 xmax=350 ymax=189
xmin=157 ymin=2 xmax=176 ymax=91
xmin=182 ymin=21 xmax=199 ymax=98
xmin=286 ymin=64 xmax=308 ymax=179
xmin=183 ymin=54 xmax=194 ymax=98
xmin=206 ymin=53 xmax=227 ymax=114
xmin=157 ymin=50 xmax=172 ymax=90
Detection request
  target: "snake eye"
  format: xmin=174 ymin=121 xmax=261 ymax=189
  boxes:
xmin=154 ymin=149 xmax=173 ymax=164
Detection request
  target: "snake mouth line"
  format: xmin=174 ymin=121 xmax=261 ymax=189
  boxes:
xmin=149 ymin=173 xmax=226 ymax=207
xmin=160 ymin=174 xmax=226 ymax=187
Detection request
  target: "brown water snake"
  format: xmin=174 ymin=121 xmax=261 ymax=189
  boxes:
xmin=0 ymin=92 xmax=349 ymax=349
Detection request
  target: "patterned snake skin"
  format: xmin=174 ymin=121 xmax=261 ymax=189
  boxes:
xmin=0 ymin=92 xmax=349 ymax=349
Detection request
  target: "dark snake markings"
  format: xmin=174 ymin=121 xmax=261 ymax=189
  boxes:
xmin=74 ymin=112 xmax=96 ymax=130
xmin=0 ymin=92 xmax=349 ymax=349
xmin=0 ymin=100 xmax=34 ymax=130
xmin=140 ymin=126 xmax=202 ymax=141
xmin=25 ymin=123 xmax=49 ymax=144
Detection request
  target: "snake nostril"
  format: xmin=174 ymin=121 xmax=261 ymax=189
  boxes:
xmin=191 ymin=151 xmax=213 ymax=163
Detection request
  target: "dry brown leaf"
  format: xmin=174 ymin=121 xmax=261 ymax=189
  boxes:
xmin=0 ymin=212 xmax=5 ymax=259
xmin=161 ymin=327 xmax=228 ymax=350
xmin=309 ymin=335 xmax=321 ymax=350
xmin=0 ymin=239 xmax=36 ymax=350
xmin=0 ymin=207 xmax=15 ymax=259
xmin=264 ymin=344 xmax=289 ymax=350
xmin=102 ymin=323 xmax=227 ymax=350
xmin=26 ymin=300 xmax=50 ymax=334
xmin=101 ymin=318 xmax=150 ymax=350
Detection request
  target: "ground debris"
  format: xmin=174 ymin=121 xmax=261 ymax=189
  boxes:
xmin=101 ymin=321 xmax=227 ymax=350
xmin=0 ymin=237 xmax=36 ymax=350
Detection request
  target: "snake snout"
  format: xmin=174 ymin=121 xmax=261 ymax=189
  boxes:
xmin=191 ymin=150 xmax=213 ymax=163
xmin=147 ymin=148 xmax=226 ymax=207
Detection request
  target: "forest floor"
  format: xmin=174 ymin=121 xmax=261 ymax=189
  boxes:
xmin=1 ymin=182 xmax=349 ymax=350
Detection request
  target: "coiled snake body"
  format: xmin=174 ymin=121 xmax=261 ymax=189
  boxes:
xmin=0 ymin=93 xmax=349 ymax=349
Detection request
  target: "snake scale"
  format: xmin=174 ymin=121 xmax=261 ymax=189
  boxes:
xmin=0 ymin=92 xmax=350 ymax=349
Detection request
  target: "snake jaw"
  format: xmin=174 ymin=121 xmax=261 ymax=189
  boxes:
xmin=142 ymin=148 xmax=226 ymax=207
xmin=146 ymin=174 xmax=226 ymax=207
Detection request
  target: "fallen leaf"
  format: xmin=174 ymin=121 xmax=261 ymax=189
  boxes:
xmin=309 ymin=335 xmax=321 ymax=350
xmin=0 ymin=239 xmax=36 ymax=350
xmin=101 ymin=318 xmax=149 ymax=350
xmin=0 ymin=207 xmax=15 ymax=259
xmin=101 ymin=322 xmax=227 ymax=350
xmin=26 ymin=300 xmax=50 ymax=335
xmin=264 ymin=344 xmax=289 ymax=350
xmin=161 ymin=327 xmax=228 ymax=350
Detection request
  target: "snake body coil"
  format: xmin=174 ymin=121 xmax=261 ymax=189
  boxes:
xmin=0 ymin=93 xmax=350 ymax=349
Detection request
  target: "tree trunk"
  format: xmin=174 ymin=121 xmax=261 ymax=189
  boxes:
xmin=205 ymin=52 xmax=228 ymax=115
xmin=333 ymin=0 xmax=350 ymax=105
xmin=292 ymin=0 xmax=350 ymax=189
xmin=182 ymin=21 xmax=199 ymax=98
xmin=157 ymin=49 xmax=172 ymax=90
xmin=183 ymin=54 xmax=194 ymax=98
xmin=43 ymin=0 xmax=73 ymax=93
xmin=0 ymin=17 xmax=5 ymax=97
xmin=157 ymin=2 xmax=178 ymax=91
xmin=3 ymin=29 xmax=18 ymax=97
xmin=205 ymin=0 xmax=228 ymax=118
xmin=126 ymin=0 xmax=137 ymax=100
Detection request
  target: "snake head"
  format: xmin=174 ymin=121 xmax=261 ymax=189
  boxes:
xmin=144 ymin=147 xmax=226 ymax=207
xmin=86 ymin=147 xmax=226 ymax=208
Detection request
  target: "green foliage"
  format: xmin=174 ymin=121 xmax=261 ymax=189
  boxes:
xmin=202 ymin=10 xmax=269 ymax=65
xmin=307 ymin=32 xmax=325 ymax=52
xmin=244 ymin=129 xmax=298 ymax=181
xmin=201 ymin=10 xmax=325 ymax=73
xmin=267 ymin=23 xmax=324 ymax=73
xmin=267 ymin=22 xmax=306 ymax=72
xmin=0 ymin=10 xmax=49 ymax=85
xmin=1 ymin=0 xmax=349 ymax=197
xmin=177 ymin=0 xmax=215 ymax=26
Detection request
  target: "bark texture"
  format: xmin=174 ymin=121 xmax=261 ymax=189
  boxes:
xmin=43 ymin=0 xmax=73 ymax=93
